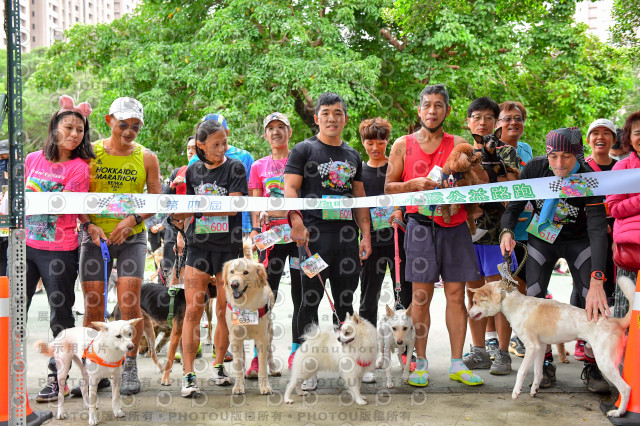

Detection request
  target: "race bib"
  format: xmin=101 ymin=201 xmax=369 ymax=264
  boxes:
xmin=301 ymin=253 xmax=329 ymax=278
xmin=253 ymin=229 xmax=281 ymax=251
xmin=272 ymin=224 xmax=292 ymax=245
xmin=195 ymin=216 xmax=229 ymax=234
xmin=418 ymin=205 xmax=443 ymax=217
xmin=231 ymin=308 xmax=259 ymax=325
xmin=370 ymin=206 xmax=394 ymax=230
xmin=526 ymin=213 xmax=562 ymax=244
xmin=322 ymin=195 xmax=352 ymax=220
xmin=289 ymin=257 xmax=300 ymax=270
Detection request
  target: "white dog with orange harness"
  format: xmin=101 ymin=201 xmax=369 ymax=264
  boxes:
xmin=36 ymin=319 xmax=142 ymax=425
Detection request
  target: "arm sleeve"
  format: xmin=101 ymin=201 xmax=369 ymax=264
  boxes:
xmin=284 ymin=143 xmax=307 ymax=176
xmin=229 ymin=161 xmax=248 ymax=195
xmin=585 ymin=197 xmax=608 ymax=272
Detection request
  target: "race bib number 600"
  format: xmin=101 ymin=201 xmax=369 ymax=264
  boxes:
xmin=196 ymin=216 xmax=229 ymax=234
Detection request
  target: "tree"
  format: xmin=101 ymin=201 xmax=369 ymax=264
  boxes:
xmin=32 ymin=0 xmax=636 ymax=174
xmin=611 ymin=0 xmax=639 ymax=59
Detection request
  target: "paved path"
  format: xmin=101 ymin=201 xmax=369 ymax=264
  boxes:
xmin=23 ymin=272 xmax=618 ymax=425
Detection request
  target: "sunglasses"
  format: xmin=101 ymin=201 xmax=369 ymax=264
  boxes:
xmin=116 ymin=121 xmax=142 ymax=132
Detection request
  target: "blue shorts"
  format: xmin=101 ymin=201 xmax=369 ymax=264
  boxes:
xmin=473 ymin=244 xmax=517 ymax=278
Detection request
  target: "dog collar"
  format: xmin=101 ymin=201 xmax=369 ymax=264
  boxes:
xmin=443 ymin=171 xmax=463 ymax=187
xmin=227 ymin=303 xmax=270 ymax=318
xmin=357 ymin=359 xmax=372 ymax=367
xmin=82 ymin=339 xmax=125 ymax=368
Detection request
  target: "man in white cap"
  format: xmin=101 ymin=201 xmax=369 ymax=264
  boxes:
xmin=76 ymin=96 xmax=162 ymax=395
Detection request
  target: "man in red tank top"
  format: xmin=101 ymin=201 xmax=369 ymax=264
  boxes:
xmin=386 ymin=84 xmax=486 ymax=387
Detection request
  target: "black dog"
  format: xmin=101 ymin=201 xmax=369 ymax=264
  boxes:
xmin=471 ymin=127 xmax=519 ymax=182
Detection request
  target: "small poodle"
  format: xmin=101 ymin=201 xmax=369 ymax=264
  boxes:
xmin=440 ymin=144 xmax=482 ymax=233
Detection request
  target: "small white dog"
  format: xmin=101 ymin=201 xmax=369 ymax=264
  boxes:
xmin=36 ymin=319 xmax=142 ymax=425
xmin=284 ymin=312 xmax=377 ymax=405
xmin=376 ymin=304 xmax=415 ymax=388
xmin=468 ymin=277 xmax=635 ymax=418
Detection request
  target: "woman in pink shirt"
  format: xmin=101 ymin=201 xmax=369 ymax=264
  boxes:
xmin=26 ymin=95 xmax=95 ymax=403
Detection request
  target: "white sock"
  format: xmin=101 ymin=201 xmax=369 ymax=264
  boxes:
xmin=485 ymin=331 xmax=498 ymax=340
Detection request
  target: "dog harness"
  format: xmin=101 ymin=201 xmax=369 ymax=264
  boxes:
xmin=166 ymin=286 xmax=181 ymax=328
xmin=226 ymin=303 xmax=270 ymax=318
xmin=82 ymin=339 xmax=125 ymax=368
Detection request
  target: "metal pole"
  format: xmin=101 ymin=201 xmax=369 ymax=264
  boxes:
xmin=5 ymin=0 xmax=26 ymax=424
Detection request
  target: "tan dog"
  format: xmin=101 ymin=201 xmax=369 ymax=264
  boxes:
xmin=223 ymin=239 xmax=280 ymax=395
xmin=468 ymin=278 xmax=635 ymax=418
xmin=440 ymin=143 xmax=482 ymax=233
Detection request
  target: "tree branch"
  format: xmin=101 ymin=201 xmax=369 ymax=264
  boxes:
xmin=380 ymin=28 xmax=405 ymax=51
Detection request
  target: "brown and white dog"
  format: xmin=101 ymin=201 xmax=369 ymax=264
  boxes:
xmin=468 ymin=277 xmax=635 ymax=418
xmin=440 ymin=143 xmax=483 ymax=233
xmin=223 ymin=239 xmax=280 ymax=395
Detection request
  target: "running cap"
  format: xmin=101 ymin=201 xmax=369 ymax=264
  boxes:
xmin=109 ymin=97 xmax=144 ymax=124
xmin=587 ymin=118 xmax=616 ymax=140
xmin=263 ymin=112 xmax=290 ymax=130
xmin=202 ymin=113 xmax=229 ymax=130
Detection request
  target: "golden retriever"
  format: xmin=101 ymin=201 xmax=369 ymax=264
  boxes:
xmin=223 ymin=240 xmax=280 ymax=395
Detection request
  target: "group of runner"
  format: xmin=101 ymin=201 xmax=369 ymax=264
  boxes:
xmin=15 ymin=82 xmax=639 ymax=399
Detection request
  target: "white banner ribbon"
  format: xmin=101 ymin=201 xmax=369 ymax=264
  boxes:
xmin=22 ymin=169 xmax=640 ymax=215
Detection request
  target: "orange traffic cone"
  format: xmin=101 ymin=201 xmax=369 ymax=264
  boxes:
xmin=601 ymin=273 xmax=640 ymax=425
xmin=0 ymin=276 xmax=52 ymax=426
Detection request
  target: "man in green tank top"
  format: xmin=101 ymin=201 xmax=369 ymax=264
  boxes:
xmin=77 ymin=97 xmax=162 ymax=395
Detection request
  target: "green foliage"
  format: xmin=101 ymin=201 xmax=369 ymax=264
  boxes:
xmin=611 ymin=0 xmax=640 ymax=60
xmin=31 ymin=0 xmax=637 ymax=173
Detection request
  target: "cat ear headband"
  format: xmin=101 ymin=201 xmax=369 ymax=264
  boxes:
xmin=57 ymin=95 xmax=92 ymax=118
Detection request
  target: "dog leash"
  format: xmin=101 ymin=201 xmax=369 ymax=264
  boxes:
xmin=304 ymin=245 xmax=341 ymax=327
xmin=99 ymin=239 xmax=111 ymax=320
xmin=498 ymin=241 xmax=528 ymax=287
xmin=392 ymin=218 xmax=405 ymax=310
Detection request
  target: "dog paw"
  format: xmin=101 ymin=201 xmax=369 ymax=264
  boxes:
xmin=232 ymin=385 xmax=245 ymax=395
xmin=161 ymin=379 xmax=171 ymax=386
xmin=607 ymin=409 xmax=623 ymax=418
xmin=387 ymin=380 xmax=395 ymax=389
xmin=57 ymin=412 xmax=68 ymax=420
xmin=284 ymin=398 xmax=294 ymax=404
xmin=355 ymin=398 xmax=367 ymax=406
xmin=113 ymin=409 xmax=125 ymax=418
xmin=260 ymin=385 xmax=273 ymax=395
xmin=269 ymin=370 xmax=282 ymax=377
xmin=512 ymin=390 xmax=520 ymax=400
xmin=88 ymin=415 xmax=99 ymax=426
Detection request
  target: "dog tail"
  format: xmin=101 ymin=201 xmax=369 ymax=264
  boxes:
xmin=35 ymin=340 xmax=55 ymax=357
xmin=618 ymin=276 xmax=636 ymax=328
xmin=242 ymin=238 xmax=253 ymax=260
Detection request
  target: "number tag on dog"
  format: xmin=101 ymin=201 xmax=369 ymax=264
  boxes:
xmin=196 ymin=216 xmax=229 ymax=234
xmin=232 ymin=308 xmax=259 ymax=325
xmin=527 ymin=213 xmax=562 ymax=244
xmin=301 ymin=253 xmax=329 ymax=278
xmin=272 ymin=224 xmax=292 ymax=245
xmin=253 ymin=229 xmax=281 ymax=251
xmin=370 ymin=206 xmax=394 ymax=230
xmin=322 ymin=195 xmax=352 ymax=220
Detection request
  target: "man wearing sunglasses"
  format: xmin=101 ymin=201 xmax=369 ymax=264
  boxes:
xmin=76 ymin=96 xmax=162 ymax=396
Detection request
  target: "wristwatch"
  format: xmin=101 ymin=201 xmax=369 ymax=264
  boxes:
xmin=591 ymin=271 xmax=606 ymax=281
xmin=130 ymin=214 xmax=143 ymax=225
xmin=82 ymin=221 xmax=94 ymax=232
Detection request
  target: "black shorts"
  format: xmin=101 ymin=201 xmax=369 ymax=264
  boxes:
xmin=185 ymin=246 xmax=242 ymax=276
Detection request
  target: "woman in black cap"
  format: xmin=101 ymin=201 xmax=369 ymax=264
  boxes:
xmin=499 ymin=127 xmax=610 ymax=394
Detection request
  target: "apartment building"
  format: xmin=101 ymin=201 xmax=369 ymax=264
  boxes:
xmin=2 ymin=0 xmax=139 ymax=52
xmin=575 ymin=0 xmax=615 ymax=42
